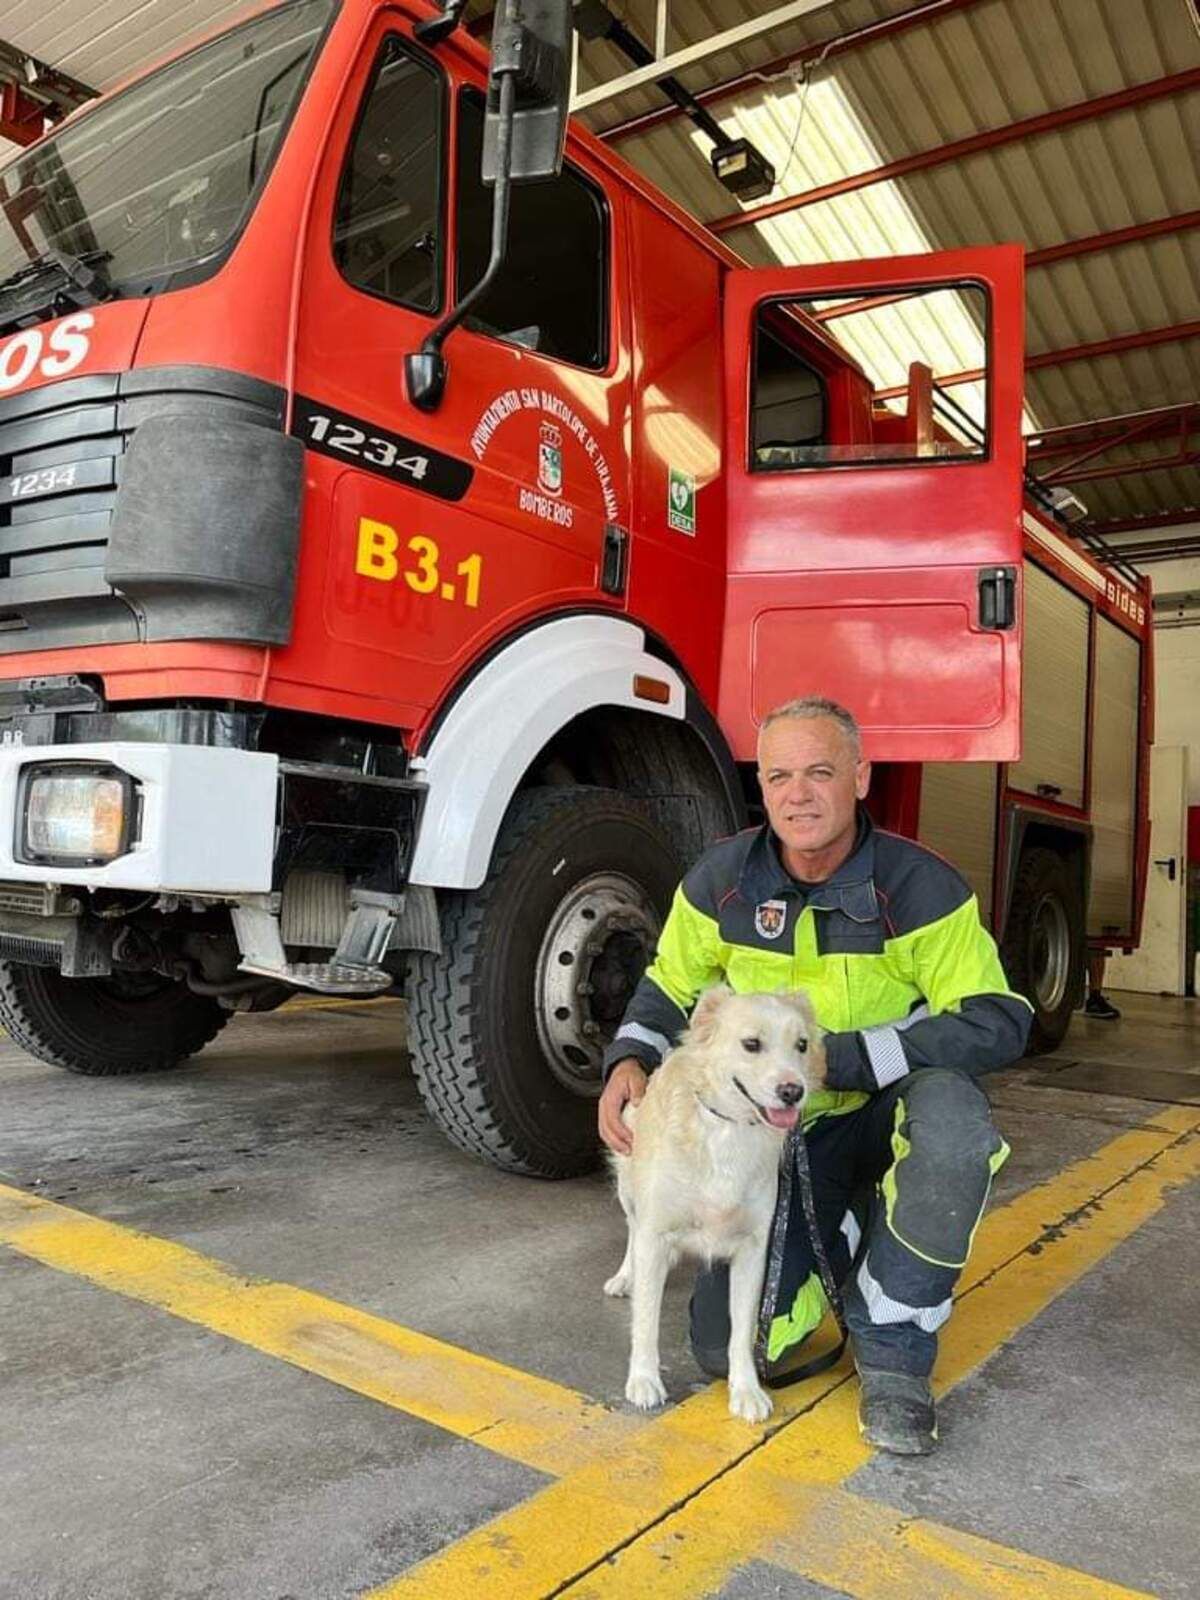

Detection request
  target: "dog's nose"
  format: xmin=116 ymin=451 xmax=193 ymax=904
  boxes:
xmin=777 ymin=1081 xmax=804 ymax=1106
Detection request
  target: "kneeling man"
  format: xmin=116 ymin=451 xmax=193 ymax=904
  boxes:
xmin=598 ymin=696 xmax=1031 ymax=1454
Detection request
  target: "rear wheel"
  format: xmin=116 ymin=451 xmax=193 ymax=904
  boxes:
xmin=0 ymin=962 xmax=229 ymax=1075
xmin=406 ymin=786 xmax=682 ymax=1177
xmin=1000 ymin=847 xmax=1085 ymax=1054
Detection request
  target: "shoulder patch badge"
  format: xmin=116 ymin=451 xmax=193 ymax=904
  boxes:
xmin=754 ymin=898 xmax=788 ymax=940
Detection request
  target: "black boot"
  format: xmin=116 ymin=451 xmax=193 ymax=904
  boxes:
xmin=1084 ymin=992 xmax=1121 ymax=1020
xmin=857 ymin=1366 xmax=937 ymax=1455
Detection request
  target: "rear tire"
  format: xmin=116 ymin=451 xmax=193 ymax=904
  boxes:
xmin=0 ymin=963 xmax=229 ymax=1075
xmin=1000 ymin=847 xmax=1084 ymax=1055
xmin=406 ymin=787 xmax=682 ymax=1178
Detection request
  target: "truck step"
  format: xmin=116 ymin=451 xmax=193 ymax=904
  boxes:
xmin=239 ymin=959 xmax=393 ymax=996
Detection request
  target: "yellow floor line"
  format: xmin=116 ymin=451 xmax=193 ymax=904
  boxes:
xmin=0 ymin=1184 xmax=634 ymax=1477
xmin=370 ymin=1106 xmax=1200 ymax=1598
xmin=764 ymin=1484 xmax=1154 ymax=1600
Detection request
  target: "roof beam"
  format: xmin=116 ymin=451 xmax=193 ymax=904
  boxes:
xmin=599 ymin=0 xmax=991 ymax=143
xmin=708 ymin=67 xmax=1200 ymax=234
xmin=1027 ymin=402 xmax=1199 ymax=450
xmin=1053 ymin=450 xmax=1199 ymax=486
xmin=874 ymin=319 xmax=1200 ymax=398
xmin=1037 ymin=408 xmax=1194 ymax=479
xmin=1087 ymin=509 xmax=1200 ymax=537
xmin=0 ymin=39 xmax=96 ymax=134
xmin=571 ymin=1 xmax=843 ymax=112
xmin=815 ymin=212 xmax=1200 ymax=325
xmin=0 ymin=81 xmax=44 ymax=146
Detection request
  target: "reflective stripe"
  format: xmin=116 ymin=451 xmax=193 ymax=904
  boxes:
xmin=766 ymin=1269 xmax=827 ymax=1362
xmin=614 ymin=1022 xmax=671 ymax=1058
xmin=840 ymin=1208 xmax=862 ymax=1258
xmin=896 ymin=1003 xmax=931 ymax=1031
xmin=861 ymin=1025 xmax=909 ymax=1088
xmin=857 ymin=1257 xmax=951 ymax=1334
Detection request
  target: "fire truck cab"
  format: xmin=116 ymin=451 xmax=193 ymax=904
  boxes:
xmin=0 ymin=0 xmax=1151 ymax=1175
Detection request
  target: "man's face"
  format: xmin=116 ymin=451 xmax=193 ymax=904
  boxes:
xmin=757 ymin=716 xmax=871 ymax=865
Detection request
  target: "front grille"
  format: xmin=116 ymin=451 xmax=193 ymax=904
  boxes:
xmin=0 ymin=366 xmax=285 ymax=653
xmin=0 ymin=882 xmax=54 ymax=917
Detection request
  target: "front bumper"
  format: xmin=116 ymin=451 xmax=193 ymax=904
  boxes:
xmin=0 ymin=742 xmax=278 ymax=894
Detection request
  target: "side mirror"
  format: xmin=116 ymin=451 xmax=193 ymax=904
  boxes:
xmin=483 ymin=0 xmax=572 ymax=184
xmin=406 ymin=0 xmax=573 ymax=411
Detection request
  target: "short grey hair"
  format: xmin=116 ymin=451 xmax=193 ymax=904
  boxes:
xmin=758 ymin=696 xmax=862 ymax=759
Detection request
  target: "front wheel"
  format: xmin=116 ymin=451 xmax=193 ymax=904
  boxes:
xmin=1000 ymin=847 xmax=1085 ymax=1055
xmin=0 ymin=962 xmax=230 ymax=1074
xmin=406 ymin=787 xmax=682 ymax=1177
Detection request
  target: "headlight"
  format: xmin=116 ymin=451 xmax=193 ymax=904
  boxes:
xmin=19 ymin=765 xmax=135 ymax=865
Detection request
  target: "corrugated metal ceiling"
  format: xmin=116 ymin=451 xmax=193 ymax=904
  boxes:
xmin=590 ymin=0 xmax=1200 ymax=537
xmin=0 ymin=0 xmax=1195 ymax=545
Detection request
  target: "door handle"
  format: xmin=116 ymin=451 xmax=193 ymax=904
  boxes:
xmin=600 ymin=524 xmax=628 ymax=596
xmin=1154 ymin=856 xmax=1177 ymax=882
xmin=978 ymin=566 xmax=1016 ymax=630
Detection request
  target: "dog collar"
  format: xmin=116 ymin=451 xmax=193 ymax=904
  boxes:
xmin=696 ymin=1092 xmax=756 ymax=1127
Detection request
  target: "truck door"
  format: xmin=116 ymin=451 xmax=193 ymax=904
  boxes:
xmin=287 ymin=22 xmax=629 ymax=723
xmin=719 ymin=247 xmax=1025 ymax=762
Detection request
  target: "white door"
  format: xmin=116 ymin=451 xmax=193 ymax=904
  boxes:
xmin=1106 ymin=745 xmax=1189 ymax=995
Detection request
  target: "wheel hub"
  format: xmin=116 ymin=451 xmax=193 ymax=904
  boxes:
xmin=1030 ymin=891 xmax=1070 ymax=1012
xmin=534 ymin=872 xmax=662 ymax=1096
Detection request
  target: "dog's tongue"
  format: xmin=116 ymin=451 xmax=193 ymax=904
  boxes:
xmin=765 ymin=1104 xmax=801 ymax=1130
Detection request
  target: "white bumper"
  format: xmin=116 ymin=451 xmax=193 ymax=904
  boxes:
xmin=0 ymin=742 xmax=278 ymax=894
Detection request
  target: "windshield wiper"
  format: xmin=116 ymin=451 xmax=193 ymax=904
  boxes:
xmin=0 ymin=248 xmax=116 ymax=330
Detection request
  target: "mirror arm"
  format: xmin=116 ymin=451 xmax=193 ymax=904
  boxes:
xmin=414 ymin=0 xmax=471 ymax=46
xmin=406 ymin=71 xmax=516 ymax=413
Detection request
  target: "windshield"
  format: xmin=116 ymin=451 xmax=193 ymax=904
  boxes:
xmin=0 ymin=0 xmax=335 ymax=313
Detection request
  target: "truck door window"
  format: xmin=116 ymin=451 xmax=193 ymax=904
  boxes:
xmin=334 ymin=39 xmax=443 ymax=313
xmin=752 ymin=283 xmax=990 ymax=470
xmin=455 ymin=91 xmax=608 ymax=369
xmin=752 ymin=323 xmax=827 ymax=466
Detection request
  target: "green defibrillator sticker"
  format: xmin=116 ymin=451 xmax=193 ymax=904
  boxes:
xmin=667 ymin=466 xmax=696 ymax=535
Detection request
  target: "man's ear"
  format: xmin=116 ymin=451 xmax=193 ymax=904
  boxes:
xmin=855 ymin=758 xmax=872 ymax=801
xmin=688 ymin=984 xmax=733 ymax=1042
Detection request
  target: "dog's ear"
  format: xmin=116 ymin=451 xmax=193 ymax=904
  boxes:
xmin=688 ymin=984 xmax=733 ymax=1042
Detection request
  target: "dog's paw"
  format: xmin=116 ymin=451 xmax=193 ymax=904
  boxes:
xmin=727 ymin=1379 xmax=773 ymax=1424
xmin=603 ymin=1269 xmax=631 ymax=1298
xmin=625 ymin=1370 xmax=668 ymax=1410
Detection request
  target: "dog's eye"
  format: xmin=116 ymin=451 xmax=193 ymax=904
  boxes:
xmin=740 ymin=1036 xmax=761 ymax=1053
xmin=796 ymin=1038 xmax=808 ymax=1054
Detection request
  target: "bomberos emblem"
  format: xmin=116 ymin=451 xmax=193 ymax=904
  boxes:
xmin=754 ymin=899 xmax=788 ymax=940
xmin=538 ymin=420 xmax=564 ymax=497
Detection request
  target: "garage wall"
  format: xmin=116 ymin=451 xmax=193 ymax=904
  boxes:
xmin=1144 ymin=523 xmax=1200 ymax=808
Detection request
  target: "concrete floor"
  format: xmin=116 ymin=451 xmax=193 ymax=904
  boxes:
xmin=1 ymin=989 xmax=1197 ymax=1599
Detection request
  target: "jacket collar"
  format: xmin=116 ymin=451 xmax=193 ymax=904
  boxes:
xmin=739 ymin=806 xmax=879 ymax=923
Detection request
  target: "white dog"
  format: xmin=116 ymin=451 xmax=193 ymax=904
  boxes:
xmin=605 ymin=985 xmax=825 ymax=1421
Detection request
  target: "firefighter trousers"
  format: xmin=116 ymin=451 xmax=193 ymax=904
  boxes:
xmin=689 ymin=1068 xmax=1009 ymax=1379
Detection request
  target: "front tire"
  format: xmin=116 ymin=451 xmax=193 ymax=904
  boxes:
xmin=1000 ymin=847 xmax=1085 ymax=1054
xmin=0 ymin=963 xmax=230 ymax=1075
xmin=406 ymin=787 xmax=682 ymax=1177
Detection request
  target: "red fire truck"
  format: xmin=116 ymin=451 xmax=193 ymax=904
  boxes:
xmin=0 ymin=0 xmax=1151 ymax=1175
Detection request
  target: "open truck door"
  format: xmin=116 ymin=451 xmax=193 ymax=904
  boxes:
xmin=719 ymin=246 xmax=1025 ymax=762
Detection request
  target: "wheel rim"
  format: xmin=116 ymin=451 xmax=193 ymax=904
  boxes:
xmin=1029 ymin=891 xmax=1070 ymax=1013
xmin=534 ymin=871 xmax=662 ymax=1097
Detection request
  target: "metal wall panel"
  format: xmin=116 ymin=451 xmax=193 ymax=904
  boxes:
xmin=917 ymin=760 xmax=997 ymax=924
xmin=1088 ymin=617 xmax=1140 ymax=938
xmin=1008 ymin=561 xmax=1089 ymax=807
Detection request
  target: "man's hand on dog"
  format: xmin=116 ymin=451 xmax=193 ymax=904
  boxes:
xmin=599 ymin=1058 xmax=648 ymax=1155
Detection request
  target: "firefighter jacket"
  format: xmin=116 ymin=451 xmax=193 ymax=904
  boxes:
xmin=602 ymin=809 xmax=1033 ymax=1125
